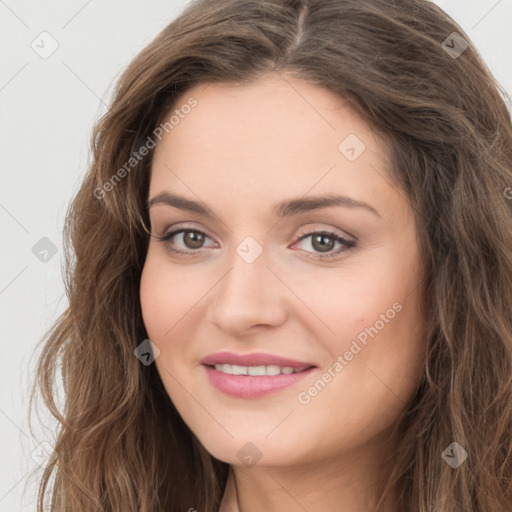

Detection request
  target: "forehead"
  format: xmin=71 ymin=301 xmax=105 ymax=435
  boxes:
xmin=149 ymin=73 xmax=399 ymax=220
xmin=155 ymin=73 xmax=384 ymax=158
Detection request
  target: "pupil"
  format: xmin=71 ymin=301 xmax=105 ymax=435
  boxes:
xmin=185 ymin=231 xmax=204 ymax=249
xmin=312 ymin=234 xmax=333 ymax=253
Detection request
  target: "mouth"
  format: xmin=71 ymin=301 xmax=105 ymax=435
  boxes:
xmin=205 ymin=363 xmax=312 ymax=375
xmin=201 ymin=352 xmax=317 ymax=399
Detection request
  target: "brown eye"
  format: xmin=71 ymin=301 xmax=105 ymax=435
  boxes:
xmin=155 ymin=226 xmax=355 ymax=260
xmin=161 ymin=229 xmax=207 ymax=249
xmin=181 ymin=230 xmax=206 ymax=249
xmin=310 ymin=233 xmax=335 ymax=253
xmin=157 ymin=227 xmax=215 ymax=256
xmin=293 ymin=230 xmax=356 ymax=259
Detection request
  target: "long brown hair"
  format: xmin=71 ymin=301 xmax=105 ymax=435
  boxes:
xmin=28 ymin=0 xmax=512 ymax=510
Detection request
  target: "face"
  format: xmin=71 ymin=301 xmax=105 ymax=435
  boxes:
xmin=140 ymin=72 xmax=426 ymax=468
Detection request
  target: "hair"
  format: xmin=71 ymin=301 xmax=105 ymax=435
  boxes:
xmin=28 ymin=0 xmax=512 ymax=510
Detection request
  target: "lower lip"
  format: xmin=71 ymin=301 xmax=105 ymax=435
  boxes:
xmin=203 ymin=365 xmax=316 ymax=399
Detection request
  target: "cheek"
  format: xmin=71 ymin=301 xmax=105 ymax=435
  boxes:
xmin=139 ymin=252 xmax=209 ymax=385
xmin=139 ymin=257 xmax=197 ymax=404
xmin=139 ymin=259 xmax=168 ymax=339
xmin=298 ymin=245 xmax=426 ymax=402
xmin=321 ymin=242 xmax=424 ymax=352
xmin=139 ymin=250 xmax=204 ymax=339
xmin=292 ymin=295 xmax=425 ymax=460
xmin=287 ymin=254 xmax=410 ymax=347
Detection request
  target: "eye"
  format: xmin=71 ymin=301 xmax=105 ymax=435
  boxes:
xmin=156 ymin=226 xmax=216 ymax=256
xmin=153 ymin=224 xmax=356 ymax=260
xmin=291 ymin=230 xmax=356 ymax=259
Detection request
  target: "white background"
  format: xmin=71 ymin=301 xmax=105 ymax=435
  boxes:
xmin=1 ymin=0 xmax=511 ymax=510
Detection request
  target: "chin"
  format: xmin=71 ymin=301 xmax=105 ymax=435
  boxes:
xmin=193 ymin=428 xmax=300 ymax=467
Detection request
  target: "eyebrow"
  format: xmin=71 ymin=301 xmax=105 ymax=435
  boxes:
xmin=147 ymin=191 xmax=381 ymax=219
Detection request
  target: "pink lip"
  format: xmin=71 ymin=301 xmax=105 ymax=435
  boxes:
xmin=201 ymin=351 xmax=314 ymax=368
xmin=203 ymin=366 xmax=316 ymax=399
xmin=201 ymin=351 xmax=317 ymax=399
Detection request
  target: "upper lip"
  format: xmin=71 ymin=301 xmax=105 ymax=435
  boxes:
xmin=201 ymin=351 xmax=316 ymax=369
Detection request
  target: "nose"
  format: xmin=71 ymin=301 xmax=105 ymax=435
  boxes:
xmin=208 ymin=243 xmax=288 ymax=336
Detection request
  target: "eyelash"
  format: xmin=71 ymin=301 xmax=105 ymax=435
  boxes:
xmin=154 ymin=224 xmax=356 ymax=260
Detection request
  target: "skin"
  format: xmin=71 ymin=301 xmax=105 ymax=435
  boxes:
xmin=140 ymin=72 xmax=427 ymax=512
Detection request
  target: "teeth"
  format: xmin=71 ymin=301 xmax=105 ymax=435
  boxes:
xmin=213 ymin=364 xmax=307 ymax=375
xmin=231 ymin=364 xmax=248 ymax=375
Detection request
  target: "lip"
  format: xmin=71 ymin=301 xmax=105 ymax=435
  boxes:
xmin=201 ymin=351 xmax=317 ymax=399
xmin=201 ymin=351 xmax=315 ymax=368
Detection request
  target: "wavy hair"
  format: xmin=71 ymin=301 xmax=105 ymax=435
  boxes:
xmin=29 ymin=0 xmax=512 ymax=510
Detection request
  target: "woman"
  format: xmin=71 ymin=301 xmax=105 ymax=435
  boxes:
xmin=29 ymin=0 xmax=512 ymax=510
